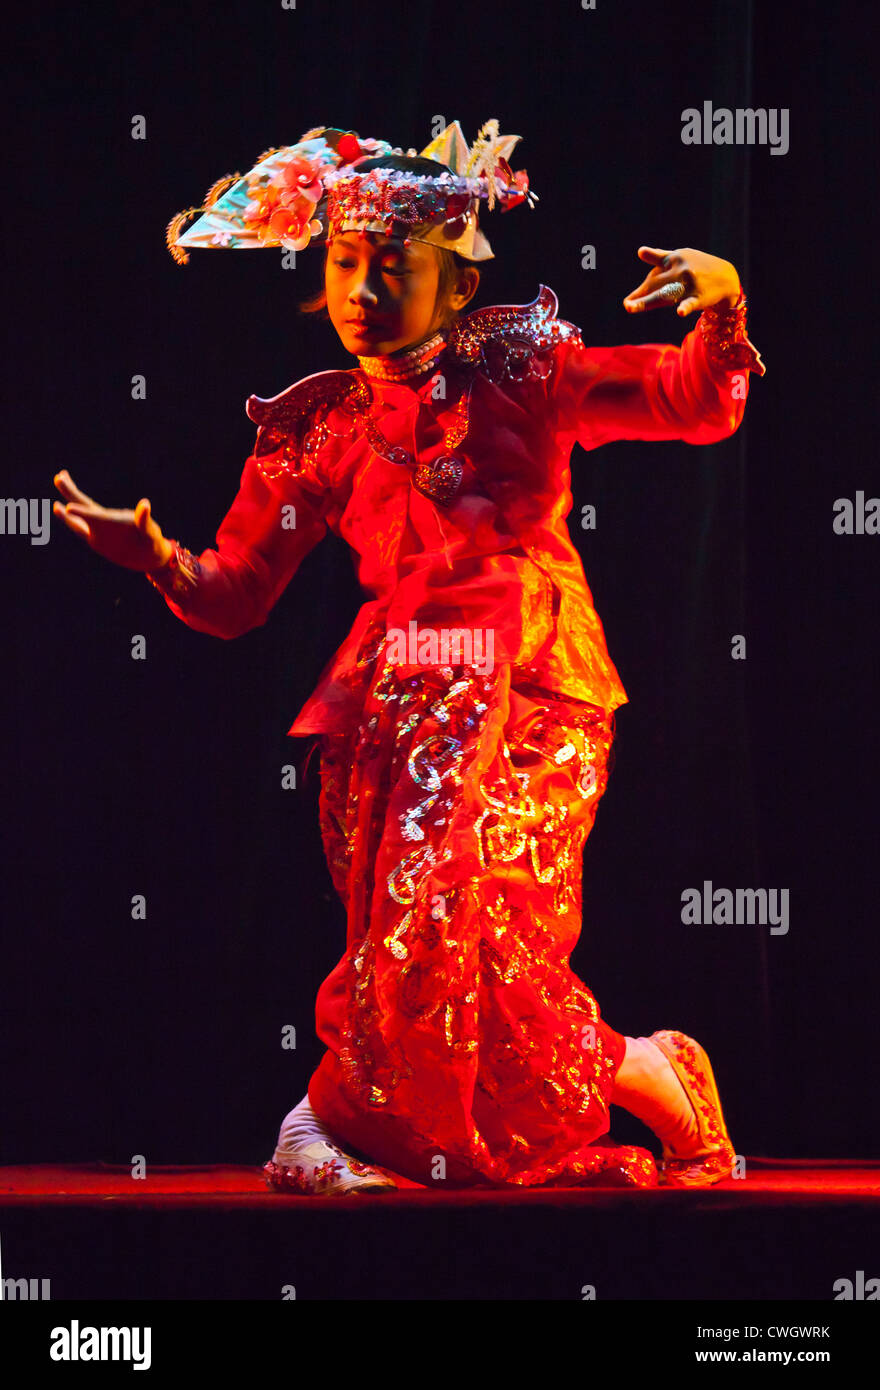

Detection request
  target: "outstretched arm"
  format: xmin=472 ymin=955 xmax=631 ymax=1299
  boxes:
xmin=551 ymin=246 xmax=765 ymax=450
xmin=140 ymin=453 xmax=330 ymax=638
xmin=53 ymin=446 xmax=331 ymax=639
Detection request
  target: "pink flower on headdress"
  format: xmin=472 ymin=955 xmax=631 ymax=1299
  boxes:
xmin=279 ymin=156 xmax=325 ymax=204
xmin=243 ymin=150 xmax=332 ymax=249
xmin=267 ymin=197 xmax=323 ymax=251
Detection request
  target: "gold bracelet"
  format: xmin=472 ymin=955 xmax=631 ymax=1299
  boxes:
xmin=145 ymin=540 xmax=202 ymax=598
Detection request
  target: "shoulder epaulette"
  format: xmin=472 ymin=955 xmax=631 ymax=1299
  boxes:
xmin=246 ymin=287 xmax=581 ymax=467
xmin=246 ymin=368 xmax=366 ymax=460
xmin=447 ymin=284 xmax=581 ymax=369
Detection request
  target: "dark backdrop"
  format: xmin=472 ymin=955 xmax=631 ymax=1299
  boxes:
xmin=3 ymin=0 xmax=876 ymax=1167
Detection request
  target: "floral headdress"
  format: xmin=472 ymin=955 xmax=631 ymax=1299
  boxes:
xmin=166 ymin=119 xmax=536 ymax=265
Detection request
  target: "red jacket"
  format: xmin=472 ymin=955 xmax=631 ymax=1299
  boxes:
xmin=148 ymin=285 xmax=764 ymax=734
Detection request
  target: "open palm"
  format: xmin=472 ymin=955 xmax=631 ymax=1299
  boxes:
xmin=53 ymin=469 xmax=172 ymax=570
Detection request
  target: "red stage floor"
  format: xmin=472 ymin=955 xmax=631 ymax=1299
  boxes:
xmin=2 ymin=1159 xmax=878 ymax=1299
xmin=1 ymin=1157 xmax=878 ymax=1206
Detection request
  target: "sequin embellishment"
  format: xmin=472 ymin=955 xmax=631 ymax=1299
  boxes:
xmin=311 ymin=635 xmax=658 ymax=1188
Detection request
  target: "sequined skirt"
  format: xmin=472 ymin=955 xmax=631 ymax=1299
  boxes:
xmin=307 ymin=626 xmax=658 ymax=1189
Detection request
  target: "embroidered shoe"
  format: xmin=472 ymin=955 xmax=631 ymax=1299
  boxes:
xmin=262 ymin=1137 xmax=399 ymax=1196
xmin=648 ymin=1030 xmax=737 ymax=1188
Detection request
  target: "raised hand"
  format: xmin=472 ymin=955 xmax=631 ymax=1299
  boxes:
xmin=53 ymin=470 xmax=174 ymax=570
xmin=623 ymin=246 xmax=741 ymax=318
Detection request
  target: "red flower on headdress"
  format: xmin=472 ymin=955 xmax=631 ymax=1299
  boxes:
xmin=337 ymin=132 xmax=368 ymax=165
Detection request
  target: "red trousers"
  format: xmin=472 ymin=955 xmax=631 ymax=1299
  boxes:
xmin=308 ymin=634 xmax=657 ymax=1188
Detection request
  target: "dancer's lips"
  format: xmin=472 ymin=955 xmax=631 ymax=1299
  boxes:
xmin=346 ymin=319 xmax=388 ymax=337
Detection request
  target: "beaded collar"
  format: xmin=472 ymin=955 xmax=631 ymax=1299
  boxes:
xmin=357 ymin=330 xmax=448 ymax=382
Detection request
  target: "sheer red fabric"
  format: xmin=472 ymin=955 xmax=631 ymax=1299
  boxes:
xmin=306 ymin=621 xmax=656 ymax=1187
xmin=147 ymin=290 xmax=762 ymax=1187
xmin=150 ymin=294 xmax=762 ymax=736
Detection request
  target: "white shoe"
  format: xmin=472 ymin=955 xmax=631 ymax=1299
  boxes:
xmin=647 ymin=1030 xmax=736 ymax=1188
xmin=263 ymin=1095 xmax=398 ymax=1196
xmin=612 ymin=1032 xmax=736 ymax=1188
xmin=263 ymin=1140 xmax=398 ymax=1195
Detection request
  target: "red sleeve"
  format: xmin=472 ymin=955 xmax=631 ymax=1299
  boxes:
xmin=550 ymin=293 xmax=765 ymax=451
xmin=144 ymin=447 xmax=331 ymax=639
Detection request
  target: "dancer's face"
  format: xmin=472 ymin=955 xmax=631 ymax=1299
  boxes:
xmin=326 ymin=231 xmax=468 ymax=356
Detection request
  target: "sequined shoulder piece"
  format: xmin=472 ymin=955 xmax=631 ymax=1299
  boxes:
xmin=446 ymin=285 xmax=580 ymax=383
xmin=246 ymin=369 xmax=360 ymax=434
xmin=246 ymin=368 xmax=369 ymax=469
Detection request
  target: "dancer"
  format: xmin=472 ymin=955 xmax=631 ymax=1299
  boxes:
xmin=53 ymin=121 xmax=764 ymax=1193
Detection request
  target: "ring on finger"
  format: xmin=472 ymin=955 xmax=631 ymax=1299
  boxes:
xmin=655 ymin=280 xmax=687 ymax=303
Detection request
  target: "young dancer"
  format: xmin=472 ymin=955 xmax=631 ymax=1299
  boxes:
xmin=53 ymin=121 xmax=764 ymax=1193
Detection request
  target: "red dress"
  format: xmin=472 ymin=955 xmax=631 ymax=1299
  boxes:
xmin=148 ymin=286 xmax=764 ymax=1187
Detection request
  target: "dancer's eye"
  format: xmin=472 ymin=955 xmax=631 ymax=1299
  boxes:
xmin=332 ymin=259 xmax=406 ymax=276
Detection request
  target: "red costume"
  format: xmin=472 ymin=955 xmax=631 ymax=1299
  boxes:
xmin=147 ymin=285 xmax=763 ymax=1187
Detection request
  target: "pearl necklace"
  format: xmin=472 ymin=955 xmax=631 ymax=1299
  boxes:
xmin=357 ymin=330 xmax=448 ymax=382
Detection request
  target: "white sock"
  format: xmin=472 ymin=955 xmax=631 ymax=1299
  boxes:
xmin=611 ymin=1036 xmax=700 ymax=1155
xmin=273 ymin=1094 xmax=336 ymax=1163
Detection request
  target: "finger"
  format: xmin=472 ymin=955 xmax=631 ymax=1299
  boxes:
xmin=63 ymin=502 xmax=107 ymax=520
xmin=64 ymin=502 xmax=133 ymax=524
xmin=625 ymin=264 xmax=685 ymax=298
xmin=676 ymin=295 xmax=702 ymax=317
xmin=53 ymin=471 xmax=93 ymax=506
xmin=133 ymin=499 xmax=152 ymax=532
xmin=633 ymin=286 xmax=685 ymax=312
xmin=53 ymin=503 xmax=91 ymax=540
xmin=623 ymin=268 xmax=689 ymax=311
xmin=626 ymin=282 xmax=691 ymax=314
xmin=637 ymin=246 xmax=671 ymax=267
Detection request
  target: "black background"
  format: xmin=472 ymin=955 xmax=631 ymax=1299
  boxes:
xmin=2 ymin=0 xmax=876 ymax=1174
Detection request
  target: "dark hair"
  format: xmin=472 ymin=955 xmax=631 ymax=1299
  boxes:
xmin=298 ymin=154 xmax=480 ymax=327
